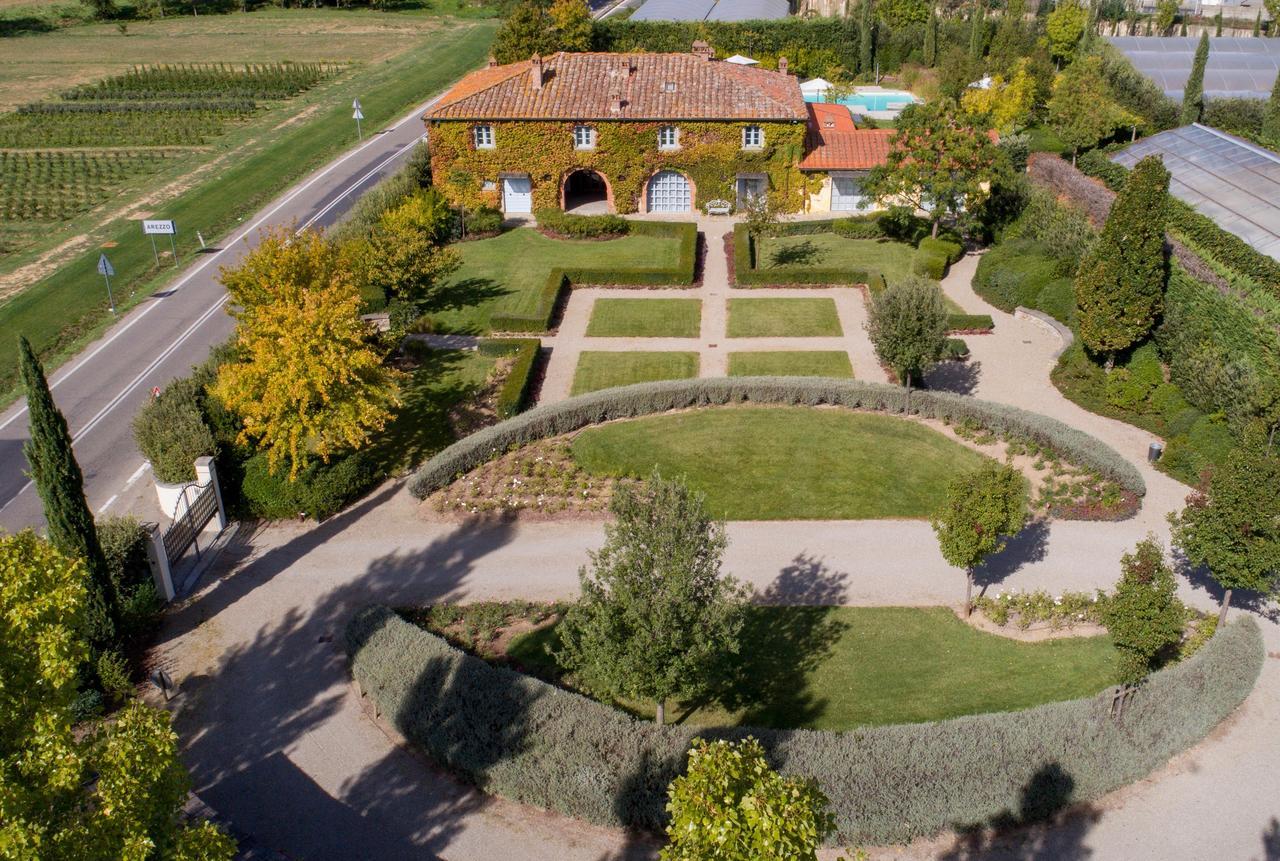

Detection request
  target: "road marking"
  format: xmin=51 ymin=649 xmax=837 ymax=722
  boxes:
xmin=298 ymin=135 xmax=425 ymax=232
xmin=127 ymin=462 xmax=148 ymax=484
xmin=96 ymin=494 xmax=119 ymax=515
xmin=0 ymin=96 xmax=442 ymax=435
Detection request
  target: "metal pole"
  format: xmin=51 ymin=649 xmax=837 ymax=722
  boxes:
xmin=169 ymin=233 xmax=178 ymax=266
xmin=103 ymin=273 xmax=116 ymax=314
xmin=356 ymin=115 xmax=362 ymax=141
xmin=150 ymin=235 xmax=160 ymax=266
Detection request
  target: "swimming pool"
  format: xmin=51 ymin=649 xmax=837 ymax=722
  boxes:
xmin=804 ymin=90 xmax=920 ymax=112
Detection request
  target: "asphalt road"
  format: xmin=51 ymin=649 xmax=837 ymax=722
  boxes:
xmin=0 ymin=99 xmax=437 ymax=533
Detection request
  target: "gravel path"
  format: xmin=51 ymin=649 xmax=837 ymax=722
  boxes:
xmin=152 ymin=250 xmax=1280 ymax=861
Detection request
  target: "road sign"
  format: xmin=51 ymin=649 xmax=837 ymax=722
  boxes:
xmin=352 ymin=97 xmax=364 ymax=141
xmin=97 ymin=253 xmax=115 ymax=277
xmin=142 ymin=219 xmax=176 ymax=235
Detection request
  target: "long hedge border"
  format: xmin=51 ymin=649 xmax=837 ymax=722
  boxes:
xmin=346 ymin=605 xmax=1262 ymax=845
xmin=489 ymin=221 xmax=699 ymax=333
xmin=476 ymin=337 xmax=541 ymax=418
xmin=731 ymin=222 xmax=995 ymax=333
xmin=406 ymin=377 xmax=1146 ymax=500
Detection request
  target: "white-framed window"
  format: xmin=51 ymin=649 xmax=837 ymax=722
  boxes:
xmin=658 ymin=125 xmax=680 ymax=150
xmin=742 ymin=125 xmax=764 ymax=149
xmin=473 ymin=125 xmax=495 ymax=149
xmin=573 ymin=125 xmax=595 ymax=150
xmin=482 ymin=180 xmax=497 ymax=192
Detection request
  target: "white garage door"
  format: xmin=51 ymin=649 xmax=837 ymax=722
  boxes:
xmin=502 ymin=176 xmax=532 ymax=214
xmin=831 ymin=174 xmax=865 ymax=211
xmin=647 ymin=170 xmax=692 ymax=213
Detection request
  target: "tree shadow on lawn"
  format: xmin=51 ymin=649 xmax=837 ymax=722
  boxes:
xmin=423 ymin=277 xmax=509 ymax=334
xmin=365 ymin=348 xmax=476 ymax=477
xmin=924 ymin=359 xmax=982 ymax=396
xmin=973 ymin=519 xmax=1051 ymax=597
xmin=1169 ymin=548 xmax=1280 ymax=623
xmin=768 ymin=239 xmax=821 ymax=266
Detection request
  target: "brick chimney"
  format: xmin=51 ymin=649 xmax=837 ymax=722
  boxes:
xmin=778 ymin=56 xmax=789 ymax=75
xmin=531 ymin=54 xmax=544 ymax=89
xmin=609 ymin=92 xmax=622 ymax=113
xmin=487 ymin=56 xmax=498 ymax=68
xmin=692 ymin=40 xmax=713 ymax=61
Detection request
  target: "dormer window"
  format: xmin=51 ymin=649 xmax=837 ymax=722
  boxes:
xmin=742 ymin=125 xmax=764 ymax=149
xmin=473 ymin=124 xmax=495 ymax=149
xmin=573 ymin=125 xmax=596 ymax=150
xmin=658 ymin=125 xmax=680 ymax=150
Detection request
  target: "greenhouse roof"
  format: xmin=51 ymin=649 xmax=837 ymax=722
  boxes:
xmin=1110 ymin=123 xmax=1280 ymax=261
xmin=1107 ymin=36 xmax=1280 ymax=99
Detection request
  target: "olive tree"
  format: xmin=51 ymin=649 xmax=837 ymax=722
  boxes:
xmin=865 ymin=274 xmax=949 ymax=396
xmin=1102 ymin=537 xmax=1186 ymax=683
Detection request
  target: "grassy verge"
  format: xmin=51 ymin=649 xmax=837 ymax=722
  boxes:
xmin=726 ymin=297 xmax=842 ymax=338
xmin=727 ymin=350 xmax=853 ymax=378
xmin=585 ymin=297 xmax=702 ymax=338
xmin=482 ymin=605 xmax=1118 ymax=729
xmin=0 ymin=12 xmax=498 ymax=401
xmin=757 ymin=233 xmax=916 ymax=283
xmin=569 ymin=406 xmax=992 ymax=519
xmin=570 ymin=351 xmax=699 ymax=396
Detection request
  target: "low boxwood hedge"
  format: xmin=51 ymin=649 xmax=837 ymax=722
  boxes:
xmin=947 ymin=313 xmax=995 ymax=333
xmin=535 ymin=209 xmax=631 ymax=239
xmin=732 ymin=225 xmax=886 ymax=289
xmin=478 ymin=337 xmax=541 ymax=419
xmin=407 ymin=378 xmax=1146 ymax=500
xmin=490 ymin=221 xmax=698 ymax=333
xmin=346 ymin=606 xmax=1262 ymax=845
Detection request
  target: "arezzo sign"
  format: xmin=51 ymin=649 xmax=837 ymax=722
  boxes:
xmin=142 ymin=219 xmax=176 ymax=235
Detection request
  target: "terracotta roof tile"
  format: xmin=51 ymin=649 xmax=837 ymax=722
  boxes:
xmin=799 ymin=103 xmax=893 ymax=170
xmin=425 ymin=52 xmax=807 ymax=122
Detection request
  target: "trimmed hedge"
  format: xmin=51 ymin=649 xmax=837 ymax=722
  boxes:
xmin=240 ymin=448 xmax=380 ymax=520
xmin=732 ymin=224 xmax=887 ymax=289
xmin=535 ymin=209 xmax=630 ymax=239
xmin=489 ymin=221 xmax=698 ymax=333
xmin=911 ymin=246 xmax=948 ymax=279
xmin=346 ymin=606 xmax=1262 ymax=845
xmin=478 ymin=338 xmax=541 ymax=419
xmin=947 ymin=313 xmax=995 ymax=333
xmin=407 ymin=378 xmax=1146 ymax=500
xmin=919 ymin=236 xmax=963 ymax=265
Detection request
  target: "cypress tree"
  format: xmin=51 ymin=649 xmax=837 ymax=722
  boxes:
xmin=18 ymin=336 xmax=118 ymax=647
xmin=1214 ymin=8 xmax=1223 ymax=34
xmin=859 ymin=0 xmax=874 ymax=78
xmin=1074 ymin=156 xmax=1171 ymax=367
xmin=1181 ymin=31 xmax=1209 ymax=125
xmin=1264 ymin=66 xmax=1280 ymax=144
xmin=924 ymin=3 xmax=938 ymax=66
xmin=969 ymin=0 xmax=986 ymax=59
xmin=1179 ymin=18 xmax=1187 ymax=36
xmin=1253 ymin=11 xmax=1261 ymax=36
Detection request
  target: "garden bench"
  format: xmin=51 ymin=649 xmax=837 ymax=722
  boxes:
xmin=705 ymin=199 xmax=733 ymax=216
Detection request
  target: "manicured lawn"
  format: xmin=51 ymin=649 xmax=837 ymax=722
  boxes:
xmin=586 ymin=297 xmax=702 ymax=338
xmin=433 ymin=229 xmax=685 ymax=334
xmin=726 ymin=297 xmax=842 ymax=338
xmin=570 ymin=406 xmax=993 ymax=519
xmin=757 ymin=233 xmax=917 ymax=283
xmin=727 ymin=350 xmax=853 ymax=378
xmin=570 ymin=351 xmax=699 ymax=395
xmin=1026 ymin=123 xmax=1069 ymax=154
xmin=508 ymin=606 xmax=1117 ymax=729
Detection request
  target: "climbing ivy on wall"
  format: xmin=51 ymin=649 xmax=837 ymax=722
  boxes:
xmin=427 ymin=120 xmax=811 ymax=214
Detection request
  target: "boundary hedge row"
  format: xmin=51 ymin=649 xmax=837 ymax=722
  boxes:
xmin=346 ymin=606 xmax=1262 ymax=845
xmin=406 ymin=377 xmax=1145 ymax=499
xmin=490 ymin=221 xmax=699 ymax=333
xmin=477 ymin=338 xmax=541 ymax=419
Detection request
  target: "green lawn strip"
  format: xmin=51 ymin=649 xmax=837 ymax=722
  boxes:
xmin=727 ymin=350 xmax=853 ymax=378
xmin=1026 ymin=123 xmax=1069 ymax=154
xmin=757 ymin=234 xmax=916 ymax=283
xmin=570 ymin=406 xmax=993 ymax=519
xmin=0 ymin=17 xmax=498 ymax=402
xmin=726 ymin=297 xmax=843 ymax=338
xmin=569 ymin=351 xmax=699 ymax=396
xmin=432 ymin=228 xmax=685 ymax=334
xmin=507 ymin=606 xmax=1117 ymax=729
xmin=585 ymin=297 xmax=702 ymax=338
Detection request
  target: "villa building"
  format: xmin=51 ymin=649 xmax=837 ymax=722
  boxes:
xmin=423 ymin=43 xmax=896 ymax=216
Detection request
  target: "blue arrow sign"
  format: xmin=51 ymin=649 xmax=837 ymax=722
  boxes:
xmin=97 ymin=253 xmax=115 ymax=277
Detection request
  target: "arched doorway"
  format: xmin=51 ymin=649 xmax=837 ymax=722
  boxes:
xmin=562 ymin=169 xmax=612 ymax=213
xmin=646 ymin=169 xmax=693 ymax=213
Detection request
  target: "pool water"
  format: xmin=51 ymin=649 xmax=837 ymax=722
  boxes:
xmin=804 ymin=90 xmax=919 ymax=112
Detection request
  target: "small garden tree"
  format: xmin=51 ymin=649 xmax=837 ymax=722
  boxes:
xmin=1046 ymin=0 xmax=1087 ymax=64
xmin=1048 ymin=55 xmax=1137 ymax=164
xmin=1263 ymin=65 xmax=1280 ymax=145
xmin=865 ymin=275 xmax=949 ymax=395
xmin=1102 ymin=537 xmax=1186 ymax=683
xmin=556 ymin=471 xmax=749 ymax=726
xmin=1170 ymin=440 xmax=1280 ymax=624
xmin=1073 ymin=154 xmax=1170 ymax=366
xmin=660 ymin=737 xmax=835 ymax=861
xmin=931 ymin=462 xmax=1026 ymax=616
xmin=1180 ymin=32 xmax=1210 ymax=125
xmin=349 ymin=189 xmax=460 ymax=313
xmin=862 ymin=99 xmax=1004 ymax=238
xmin=548 ymin=0 xmax=592 ymax=53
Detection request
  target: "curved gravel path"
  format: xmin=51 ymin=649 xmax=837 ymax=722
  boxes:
xmin=152 ymin=252 xmax=1280 ymax=861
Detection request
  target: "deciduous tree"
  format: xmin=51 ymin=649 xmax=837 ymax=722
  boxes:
xmin=1046 ymin=0 xmax=1088 ymax=63
xmin=961 ymin=58 xmax=1036 ymax=132
xmin=660 ymin=737 xmax=835 ymax=861
xmin=865 ymin=274 xmax=949 ymax=392
xmin=1169 ymin=439 xmax=1280 ymax=624
xmin=1073 ymin=154 xmax=1169 ymax=364
xmin=1181 ymin=32 xmax=1210 ymax=125
xmin=556 ymin=471 xmax=749 ymax=726
xmin=213 ymin=227 xmax=402 ymax=479
xmin=348 ymin=189 xmax=460 ymax=311
xmin=492 ymin=0 xmax=555 ymax=64
xmin=1048 ymin=55 xmax=1137 ymax=163
xmin=931 ymin=462 xmax=1026 ymax=616
xmin=1102 ymin=537 xmax=1186 ymax=682
xmin=18 ymin=336 xmax=117 ymax=649
xmin=549 ymin=0 xmax=593 ymax=52
xmin=1154 ymin=0 xmax=1179 ymax=34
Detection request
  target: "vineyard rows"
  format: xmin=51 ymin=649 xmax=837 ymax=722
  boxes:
xmin=61 ymin=62 xmax=341 ymax=101
xmin=0 ymin=106 xmax=252 ymax=147
xmin=1 ymin=149 xmax=184 ymax=222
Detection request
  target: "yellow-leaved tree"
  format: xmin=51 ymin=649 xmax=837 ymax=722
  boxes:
xmin=348 ymin=189 xmax=459 ymax=311
xmin=960 ymin=59 xmax=1037 ymax=134
xmin=213 ymin=226 xmax=402 ymax=479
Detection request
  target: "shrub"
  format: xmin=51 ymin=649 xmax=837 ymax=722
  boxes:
xmin=239 ymin=448 xmax=381 ymax=520
xmin=96 ymin=515 xmax=161 ymax=641
xmin=479 ymin=338 xmax=541 ymax=419
xmin=1005 ymin=186 xmax=1095 ymax=273
xmin=96 ymin=649 xmax=133 ymax=707
xmin=1160 ymin=413 xmax=1235 ymax=483
xmin=831 ymin=215 xmax=886 ymax=239
xmin=942 ymin=337 xmax=970 ymax=360
xmin=947 ymin=313 xmax=995 ymax=333
xmin=1104 ymin=343 xmax=1163 ymax=413
xmin=465 ymin=205 xmax=503 ymax=237
xmin=346 ymin=605 xmax=1262 ymax=845
xmin=919 ymin=236 xmax=963 ymax=265
xmin=131 ymin=377 xmax=216 ymax=483
xmin=1034 ymin=277 xmax=1076 ymax=326
xmin=407 ymin=378 xmax=1146 ymax=500
xmin=911 ymin=247 xmax=949 ymax=279
xmin=973 ymin=239 xmax=1061 ymax=312
xmin=535 ymin=209 xmax=630 ymax=239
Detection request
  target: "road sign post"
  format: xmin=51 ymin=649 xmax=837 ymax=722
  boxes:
xmin=143 ymin=219 xmax=177 ymax=267
xmin=97 ymin=253 xmax=116 ymax=314
xmin=352 ymin=98 xmax=364 ymax=142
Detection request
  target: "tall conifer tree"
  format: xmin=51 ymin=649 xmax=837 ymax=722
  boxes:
xmin=1181 ymin=31 xmax=1210 ymax=125
xmin=924 ymin=3 xmax=939 ymax=66
xmin=1263 ymin=65 xmax=1280 ymax=143
xmin=859 ymin=0 xmax=875 ymax=77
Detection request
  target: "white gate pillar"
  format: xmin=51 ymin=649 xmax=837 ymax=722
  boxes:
xmin=143 ymin=522 xmax=176 ymax=602
xmin=194 ymin=456 xmax=227 ymax=531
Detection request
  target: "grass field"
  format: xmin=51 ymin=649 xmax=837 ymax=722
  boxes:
xmin=726 ymin=297 xmax=842 ymax=338
xmin=570 ymin=406 xmax=993 ymax=519
xmin=727 ymin=350 xmax=854 ymax=378
xmin=757 ymin=234 xmax=917 ymax=284
xmin=507 ymin=606 xmax=1117 ymax=729
xmin=570 ymin=351 xmax=699 ymax=396
xmin=0 ymin=9 xmax=498 ymax=401
xmin=434 ymin=229 xmax=686 ymax=334
xmin=585 ymin=297 xmax=702 ymax=338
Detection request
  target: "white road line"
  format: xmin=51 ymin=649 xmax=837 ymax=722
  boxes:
xmin=126 ymin=462 xmax=149 ymax=484
xmin=96 ymin=494 xmax=119 ymax=515
xmin=298 ymin=135 xmax=425 ymax=232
